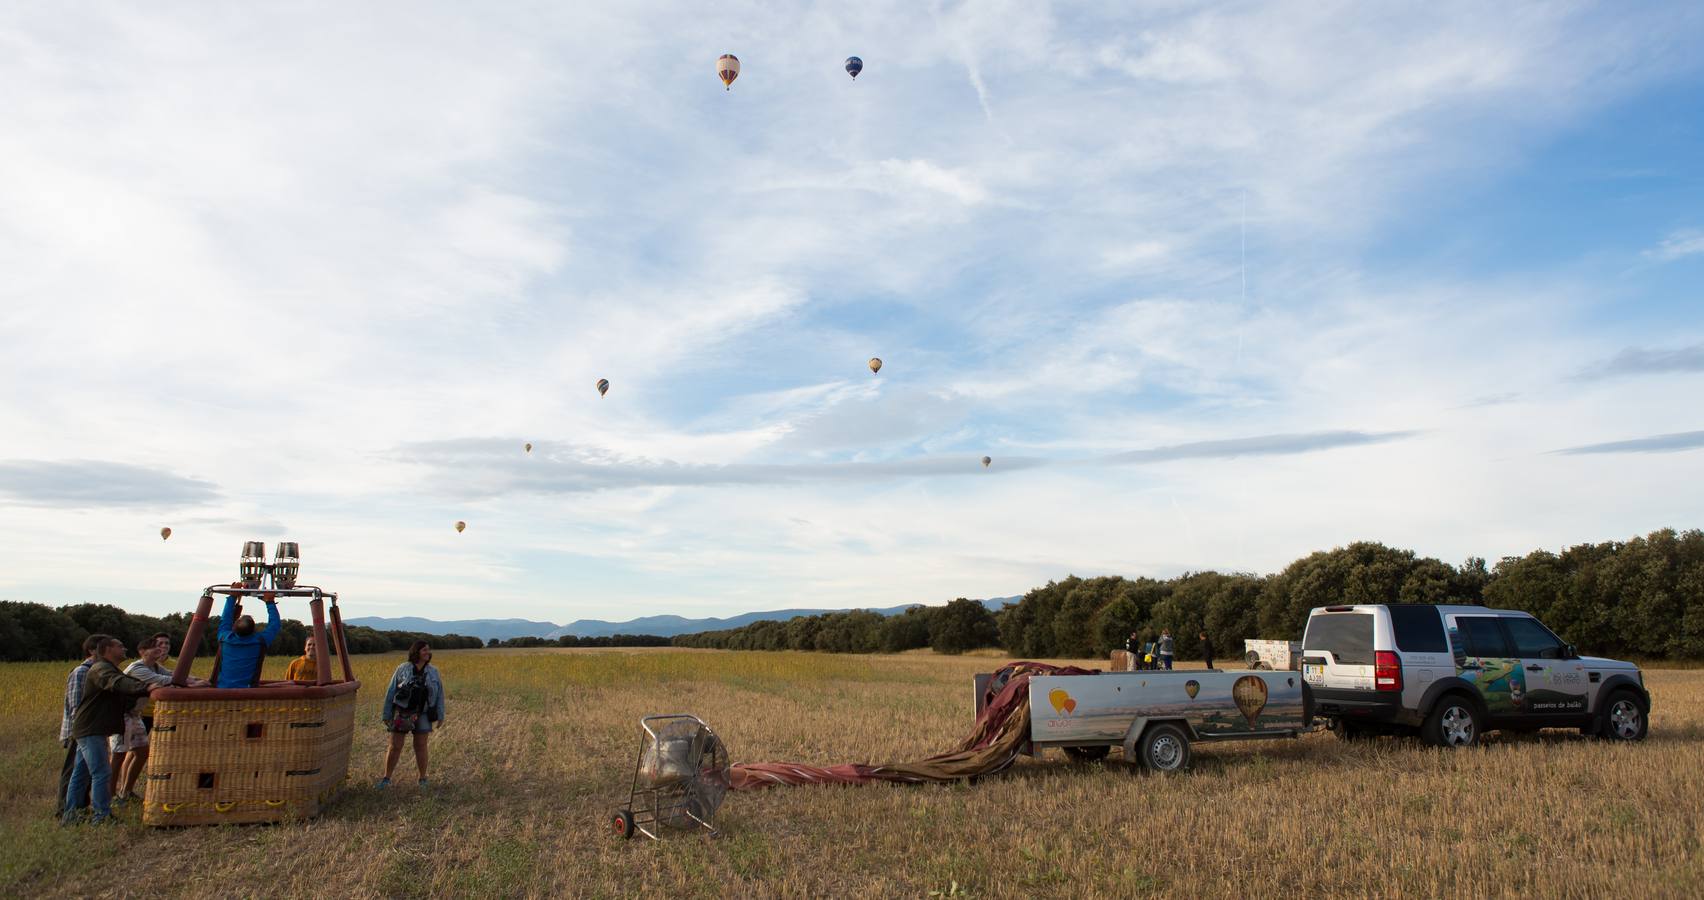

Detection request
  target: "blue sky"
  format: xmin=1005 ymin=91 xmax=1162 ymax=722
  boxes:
xmin=1 ymin=2 xmax=1701 ymax=623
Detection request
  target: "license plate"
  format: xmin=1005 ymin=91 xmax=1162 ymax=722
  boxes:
xmin=1303 ymin=664 xmax=1323 ymax=680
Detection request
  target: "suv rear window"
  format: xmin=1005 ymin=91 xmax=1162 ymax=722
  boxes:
xmin=1389 ymin=605 xmax=1447 ymax=653
xmin=1304 ymin=613 xmax=1374 ymax=665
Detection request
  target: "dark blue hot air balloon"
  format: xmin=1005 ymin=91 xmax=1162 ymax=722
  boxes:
xmin=845 ymin=56 xmax=863 ymax=80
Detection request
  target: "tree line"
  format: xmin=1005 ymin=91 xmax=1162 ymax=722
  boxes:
xmin=0 ymin=601 xmax=483 ymax=663
xmin=672 ymin=528 xmax=1704 ymax=661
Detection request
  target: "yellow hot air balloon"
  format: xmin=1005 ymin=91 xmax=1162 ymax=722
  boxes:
xmin=160 ymin=527 xmax=172 ymax=541
xmin=524 ymin=442 xmax=533 ymax=454
xmin=1232 ymin=675 xmax=1268 ymax=727
xmin=454 ymin=521 xmax=466 ymax=534
xmin=981 ymin=456 xmax=992 ymax=468
xmin=868 ymin=357 xmax=882 ymax=374
xmin=1184 ymin=679 xmax=1199 ymax=700
xmin=596 ymin=378 xmax=610 ymax=398
xmin=717 ymin=54 xmax=740 ymax=90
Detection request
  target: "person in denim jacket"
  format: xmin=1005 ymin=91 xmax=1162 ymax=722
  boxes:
xmin=378 ymin=640 xmax=445 ymax=789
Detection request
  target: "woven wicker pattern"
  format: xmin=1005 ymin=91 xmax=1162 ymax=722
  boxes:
xmin=143 ymin=686 xmax=357 ymax=826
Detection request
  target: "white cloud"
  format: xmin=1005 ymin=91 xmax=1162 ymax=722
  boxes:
xmin=1645 ymin=229 xmax=1704 ymax=262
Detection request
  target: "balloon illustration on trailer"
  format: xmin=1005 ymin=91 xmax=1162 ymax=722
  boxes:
xmin=1232 ymin=675 xmax=1269 ymax=727
xmin=1184 ymin=679 xmax=1200 ymax=700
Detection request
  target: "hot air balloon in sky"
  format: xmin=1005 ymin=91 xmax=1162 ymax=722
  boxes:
xmin=1184 ymin=680 xmax=1200 ymax=700
xmin=981 ymin=456 xmax=992 ymax=468
xmin=868 ymin=357 xmax=882 ymax=374
xmin=1232 ymin=675 xmax=1269 ymax=727
xmin=454 ymin=521 xmax=466 ymax=534
xmin=596 ymin=378 xmax=610 ymax=397
xmin=160 ymin=527 xmax=172 ymax=541
xmin=524 ymin=442 xmax=533 ymax=454
xmin=717 ymin=54 xmax=739 ymax=90
xmin=845 ymin=56 xmax=863 ymax=79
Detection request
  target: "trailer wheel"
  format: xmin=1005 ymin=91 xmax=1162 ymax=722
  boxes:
xmin=612 ymin=808 xmax=635 ymax=840
xmin=1063 ymin=745 xmax=1110 ymax=763
xmin=1138 ymin=723 xmax=1191 ymax=773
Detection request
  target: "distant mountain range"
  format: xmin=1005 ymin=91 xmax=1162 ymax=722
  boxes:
xmin=347 ymin=596 xmax=1021 ymax=642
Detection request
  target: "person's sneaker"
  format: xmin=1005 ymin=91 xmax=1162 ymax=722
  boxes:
xmin=111 ymin=794 xmax=129 ymax=807
xmin=417 ymin=778 xmax=428 ymax=788
xmin=376 ymin=777 xmax=391 ymax=789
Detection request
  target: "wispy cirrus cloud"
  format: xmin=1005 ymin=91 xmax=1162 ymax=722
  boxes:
xmin=1644 ymin=229 xmax=1704 ymax=262
xmin=1575 ymin=344 xmax=1704 ymax=381
xmin=1551 ymin=430 xmax=1704 ymax=455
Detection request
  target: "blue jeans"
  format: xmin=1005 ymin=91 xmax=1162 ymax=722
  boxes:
xmin=64 ymin=735 xmax=113 ymax=823
xmin=1161 ymin=655 xmax=1173 ymax=670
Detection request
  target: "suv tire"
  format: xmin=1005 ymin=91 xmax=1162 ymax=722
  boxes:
xmin=1595 ymin=690 xmax=1648 ymax=743
xmin=1421 ymin=695 xmax=1480 ymax=749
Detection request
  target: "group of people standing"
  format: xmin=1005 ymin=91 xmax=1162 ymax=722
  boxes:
xmin=1122 ymin=629 xmax=1216 ymax=671
xmin=56 ymin=592 xmax=448 ymax=825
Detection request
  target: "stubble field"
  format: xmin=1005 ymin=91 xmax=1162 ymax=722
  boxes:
xmin=3 ymin=648 xmax=1701 ymax=898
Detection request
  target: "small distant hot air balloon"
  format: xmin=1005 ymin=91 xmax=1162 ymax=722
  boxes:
xmin=454 ymin=521 xmax=466 ymax=534
xmin=160 ymin=527 xmax=172 ymax=541
xmin=845 ymin=56 xmax=863 ymax=80
xmin=717 ymin=54 xmax=740 ymax=90
xmin=1184 ymin=680 xmax=1200 ymax=700
xmin=596 ymin=378 xmax=610 ymax=397
xmin=1232 ymin=675 xmax=1269 ymax=727
xmin=524 ymin=442 xmax=532 ymax=454
xmin=868 ymin=357 xmax=882 ymax=375
xmin=981 ymin=456 xmax=992 ymax=468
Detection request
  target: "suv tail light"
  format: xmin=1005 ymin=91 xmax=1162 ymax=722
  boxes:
xmin=1374 ymin=651 xmax=1403 ymax=692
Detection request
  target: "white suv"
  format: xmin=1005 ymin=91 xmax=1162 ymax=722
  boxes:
xmin=1300 ymin=604 xmax=1649 ymax=748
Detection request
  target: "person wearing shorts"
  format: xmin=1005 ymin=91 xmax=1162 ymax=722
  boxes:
xmin=378 ymin=640 xmax=445 ymax=789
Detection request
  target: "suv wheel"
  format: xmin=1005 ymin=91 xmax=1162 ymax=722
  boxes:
xmin=1421 ymin=696 xmax=1480 ymax=749
xmin=1596 ymin=690 xmax=1648 ymax=742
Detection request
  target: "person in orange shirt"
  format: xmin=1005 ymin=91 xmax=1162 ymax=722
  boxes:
xmin=283 ymin=637 xmax=319 ymax=684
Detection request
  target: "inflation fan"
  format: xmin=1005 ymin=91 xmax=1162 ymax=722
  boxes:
xmin=612 ymin=715 xmax=730 ymax=840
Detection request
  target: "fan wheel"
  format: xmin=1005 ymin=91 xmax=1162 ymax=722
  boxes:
xmin=612 ymin=808 xmax=635 ymax=840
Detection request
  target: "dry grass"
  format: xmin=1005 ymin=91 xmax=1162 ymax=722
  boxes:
xmin=4 ymin=649 xmax=1702 ymax=898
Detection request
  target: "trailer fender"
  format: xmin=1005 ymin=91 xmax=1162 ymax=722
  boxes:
xmin=1121 ymin=717 xmax=1199 ymax=759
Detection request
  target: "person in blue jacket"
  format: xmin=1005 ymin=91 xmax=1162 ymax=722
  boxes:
xmin=215 ymin=588 xmax=280 ymax=688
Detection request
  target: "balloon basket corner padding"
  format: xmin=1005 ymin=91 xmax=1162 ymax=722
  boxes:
xmin=613 ymin=714 xmax=730 ymax=841
xmin=142 ymin=546 xmax=362 ymax=826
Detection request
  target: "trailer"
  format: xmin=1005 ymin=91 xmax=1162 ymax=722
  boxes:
xmin=1243 ymin=639 xmax=1304 ymax=671
xmin=974 ymin=669 xmax=1313 ymax=772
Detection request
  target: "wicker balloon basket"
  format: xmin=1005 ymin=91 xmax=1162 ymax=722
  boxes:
xmin=143 ymin=681 xmax=358 ymax=826
xmin=145 ymin=558 xmax=362 ymax=827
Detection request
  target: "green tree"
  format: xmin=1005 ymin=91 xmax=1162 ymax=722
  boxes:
xmin=929 ymin=598 xmax=999 ymax=655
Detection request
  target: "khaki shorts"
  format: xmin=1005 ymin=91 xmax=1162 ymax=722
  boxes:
xmin=109 ymin=713 xmax=149 ymax=753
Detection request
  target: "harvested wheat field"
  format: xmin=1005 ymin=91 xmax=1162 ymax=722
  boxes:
xmin=5 ymin=649 xmax=1702 ymax=898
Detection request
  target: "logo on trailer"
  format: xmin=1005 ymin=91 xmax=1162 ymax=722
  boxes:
xmin=1047 ymin=688 xmax=1077 ymax=716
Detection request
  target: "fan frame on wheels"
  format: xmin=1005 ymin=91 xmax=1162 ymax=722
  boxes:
xmin=612 ymin=714 xmax=729 ymax=841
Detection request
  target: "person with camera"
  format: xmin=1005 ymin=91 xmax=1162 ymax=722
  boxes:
xmin=378 ymin=640 xmax=445 ymax=789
